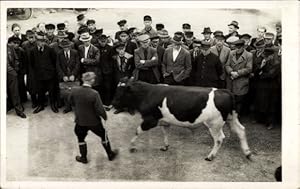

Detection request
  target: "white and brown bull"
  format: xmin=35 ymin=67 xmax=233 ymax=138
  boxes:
xmin=112 ymin=78 xmax=252 ymax=161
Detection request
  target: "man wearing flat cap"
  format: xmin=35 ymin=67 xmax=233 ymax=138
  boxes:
xmin=87 ymin=19 xmax=103 ymax=46
xmin=69 ymin=72 xmax=118 ymax=164
xmin=162 ymin=35 xmax=192 ymax=85
xmin=212 ymin=30 xmax=224 ymax=46
xmin=95 ymin=34 xmax=118 ymax=107
xmin=184 ymin=31 xmax=195 ymax=50
xmin=182 ymin=23 xmax=191 ymax=33
xmin=30 ymin=32 xmax=58 ymax=114
xmin=226 ymin=36 xmax=239 ymax=50
xmin=78 ymin=31 xmax=101 ymax=95
xmin=141 ymin=15 xmax=157 ymax=38
xmin=133 ymin=34 xmax=160 ymax=84
xmin=157 ymin=29 xmax=172 ymax=49
xmin=211 ymin=34 xmax=230 ymax=88
xmin=118 ymin=30 xmax=137 ymax=63
xmin=240 ymin=34 xmax=255 ymax=52
xmin=225 ymin=39 xmax=253 ymax=116
xmin=115 ymin=19 xmax=128 ymax=41
xmin=45 ymin=23 xmax=58 ymax=44
xmin=225 ymin=20 xmax=241 ymax=40
xmin=201 ymin=27 xmax=214 ymax=46
xmin=192 ymin=41 xmax=223 ymax=88
xmin=253 ymin=47 xmax=281 ymax=130
xmin=264 ymin=32 xmax=281 ymax=62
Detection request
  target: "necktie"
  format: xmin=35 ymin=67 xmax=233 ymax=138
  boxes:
xmin=120 ymin=56 xmax=126 ymax=72
xmin=144 ymin=48 xmax=148 ymax=60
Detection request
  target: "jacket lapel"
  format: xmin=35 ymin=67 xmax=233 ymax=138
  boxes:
xmin=174 ymin=48 xmax=183 ymax=63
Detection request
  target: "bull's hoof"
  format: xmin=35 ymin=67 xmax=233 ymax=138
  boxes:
xmin=129 ymin=148 xmax=137 ymax=153
xmin=160 ymin=145 xmax=169 ymax=151
xmin=205 ymin=157 xmax=213 ymax=161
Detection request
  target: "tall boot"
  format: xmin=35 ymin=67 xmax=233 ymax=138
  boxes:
xmin=102 ymin=140 xmax=118 ymax=161
xmin=76 ymin=143 xmax=88 ymax=164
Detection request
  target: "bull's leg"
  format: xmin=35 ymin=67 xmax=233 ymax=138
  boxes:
xmin=130 ymin=126 xmax=143 ymax=153
xmin=160 ymin=125 xmax=170 ymax=151
xmin=228 ymin=111 xmax=252 ymax=159
xmin=205 ymin=119 xmax=225 ymax=161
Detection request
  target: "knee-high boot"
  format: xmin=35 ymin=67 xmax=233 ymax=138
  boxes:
xmin=76 ymin=142 xmax=88 ymax=164
xmin=102 ymin=140 xmax=118 ymax=161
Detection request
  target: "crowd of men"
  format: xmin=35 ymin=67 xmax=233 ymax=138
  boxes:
xmin=7 ymin=13 xmax=282 ymax=130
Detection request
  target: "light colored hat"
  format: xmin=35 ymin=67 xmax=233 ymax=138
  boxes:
xmin=157 ymin=29 xmax=169 ymax=38
xmin=82 ymin=72 xmax=96 ymax=82
xmin=79 ymin=32 xmax=92 ymax=42
xmin=226 ymin=36 xmax=239 ymax=44
xmin=137 ymin=34 xmax=150 ymax=42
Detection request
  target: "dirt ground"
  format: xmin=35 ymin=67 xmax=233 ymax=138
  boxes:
xmin=5 ymin=8 xmax=281 ymax=182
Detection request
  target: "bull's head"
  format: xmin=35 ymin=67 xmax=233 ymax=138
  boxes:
xmin=112 ymin=77 xmax=135 ymax=110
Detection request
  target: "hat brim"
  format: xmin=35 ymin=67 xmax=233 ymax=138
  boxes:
xmin=171 ymin=39 xmax=182 ymax=45
xmin=201 ymin=32 xmax=212 ymax=34
xmin=228 ymin=24 xmax=239 ymax=29
xmin=79 ymin=36 xmax=92 ymax=42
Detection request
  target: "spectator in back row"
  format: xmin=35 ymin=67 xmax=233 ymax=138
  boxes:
xmin=141 ymin=15 xmax=157 ymax=38
xmin=225 ymin=20 xmax=240 ymax=40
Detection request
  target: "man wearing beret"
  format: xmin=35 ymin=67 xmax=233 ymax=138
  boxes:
xmin=162 ymin=35 xmax=192 ymax=85
xmin=253 ymin=47 xmax=281 ymax=130
xmin=115 ymin=19 xmax=128 ymax=41
xmin=141 ymin=15 xmax=157 ymax=38
xmin=133 ymin=34 xmax=160 ymax=84
xmin=211 ymin=34 xmax=230 ymax=88
xmin=95 ymin=34 xmax=118 ymax=107
xmin=45 ymin=23 xmax=58 ymax=44
xmin=192 ymin=41 xmax=223 ymax=88
xmin=30 ymin=32 xmax=58 ymax=113
xmin=69 ymin=72 xmax=118 ymax=163
xmin=225 ymin=20 xmax=241 ymax=40
xmin=225 ymin=39 xmax=253 ymax=116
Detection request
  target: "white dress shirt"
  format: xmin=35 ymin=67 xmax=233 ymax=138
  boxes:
xmin=64 ymin=50 xmax=70 ymax=59
xmin=84 ymin=45 xmax=91 ymax=59
xmin=172 ymin=46 xmax=181 ymax=62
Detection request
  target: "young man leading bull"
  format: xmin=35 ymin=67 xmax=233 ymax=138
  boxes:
xmin=69 ymin=72 xmax=118 ymax=163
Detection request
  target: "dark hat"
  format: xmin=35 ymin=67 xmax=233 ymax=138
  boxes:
xmin=193 ymin=39 xmax=202 ymax=44
xmin=202 ymin=27 xmax=212 ymax=34
xmin=82 ymin=72 xmax=96 ymax=82
xmin=59 ymin=39 xmax=72 ymax=48
xmin=200 ymin=40 xmax=211 ymax=49
xmin=171 ymin=35 xmax=183 ymax=45
xmin=157 ymin=29 xmax=169 ymax=38
xmin=240 ymin=33 xmax=252 ymax=39
xmin=215 ymin=34 xmax=225 ymax=40
xmin=99 ymin=34 xmax=108 ymax=41
xmin=77 ymin=25 xmax=88 ymax=35
xmin=150 ymin=34 xmax=160 ymax=40
xmin=77 ymin=14 xmax=85 ymax=21
xmin=45 ymin=24 xmax=55 ymax=30
xmin=119 ymin=30 xmax=129 ymax=36
xmin=8 ymin=36 xmax=22 ymax=44
xmin=232 ymin=39 xmax=245 ymax=46
xmin=213 ymin=30 xmax=224 ymax=37
xmin=128 ymin=27 xmax=137 ymax=34
xmin=228 ymin=20 xmax=239 ymax=29
xmin=117 ymin=19 xmax=127 ymax=26
xmin=156 ymin=23 xmax=164 ymax=30
xmin=184 ymin=31 xmax=194 ymax=38
xmin=94 ymin=29 xmax=103 ymax=37
xmin=57 ymin=23 xmax=66 ymax=31
xmin=144 ymin=15 xmax=152 ymax=21
xmin=182 ymin=23 xmax=191 ymax=29
xmin=264 ymin=32 xmax=275 ymax=39
xmin=57 ymin=30 xmax=68 ymax=38
xmin=113 ymin=41 xmax=126 ymax=50
xmin=86 ymin=19 xmax=96 ymax=25
xmin=36 ymin=31 xmax=47 ymax=41
xmin=174 ymin=31 xmax=184 ymax=37
xmin=253 ymin=39 xmax=265 ymax=48
xmin=263 ymin=47 xmax=276 ymax=56
xmin=137 ymin=34 xmax=150 ymax=43
xmin=26 ymin=30 xmax=35 ymax=36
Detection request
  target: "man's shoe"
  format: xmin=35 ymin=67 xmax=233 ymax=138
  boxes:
xmin=51 ymin=105 xmax=59 ymax=113
xmin=16 ymin=112 xmax=27 ymax=119
xmin=114 ymin=109 xmax=124 ymax=114
xmin=108 ymin=149 xmax=119 ymax=161
xmin=75 ymin=156 xmax=88 ymax=164
xmin=63 ymin=108 xmax=72 ymax=114
xmin=33 ymin=106 xmax=44 ymax=114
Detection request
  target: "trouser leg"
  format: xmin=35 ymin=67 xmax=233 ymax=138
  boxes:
xmin=74 ymin=124 xmax=89 ymax=163
xmin=7 ymin=73 xmax=23 ymax=113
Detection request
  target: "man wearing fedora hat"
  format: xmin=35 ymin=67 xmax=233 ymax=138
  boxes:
xmin=211 ymin=33 xmax=230 ymax=88
xmin=225 ymin=20 xmax=241 ymax=40
xmin=141 ymin=15 xmax=157 ymax=38
xmin=192 ymin=41 xmax=223 ymax=88
xmin=162 ymin=35 xmax=192 ymax=85
xmin=49 ymin=30 xmax=70 ymax=54
xmin=253 ymin=47 xmax=281 ymax=130
xmin=45 ymin=23 xmax=58 ymax=45
xmin=56 ymin=39 xmax=80 ymax=113
xmin=30 ymin=32 xmax=59 ymax=114
xmin=133 ymin=34 xmax=160 ymax=84
xmin=78 ymin=31 xmax=101 ymax=94
xmin=225 ymin=39 xmax=253 ymax=116
xmin=201 ymin=27 xmax=214 ymax=46
xmin=69 ymin=72 xmax=118 ymax=163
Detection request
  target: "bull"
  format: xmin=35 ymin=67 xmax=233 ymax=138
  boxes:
xmin=112 ymin=78 xmax=252 ymax=161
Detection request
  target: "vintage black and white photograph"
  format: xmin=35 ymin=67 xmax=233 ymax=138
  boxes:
xmin=0 ymin=1 xmax=299 ymax=189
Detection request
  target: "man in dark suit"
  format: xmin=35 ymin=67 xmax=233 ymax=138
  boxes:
xmin=69 ymin=72 xmax=118 ymax=163
xmin=78 ymin=31 xmax=101 ymax=94
xmin=162 ymin=35 xmax=192 ymax=85
xmin=133 ymin=34 xmax=160 ymax=84
xmin=150 ymin=35 xmax=165 ymax=82
xmin=7 ymin=42 xmax=26 ymax=118
xmin=30 ymin=32 xmax=58 ymax=113
xmin=56 ymin=39 xmax=80 ymax=113
xmin=115 ymin=19 xmax=128 ymax=41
